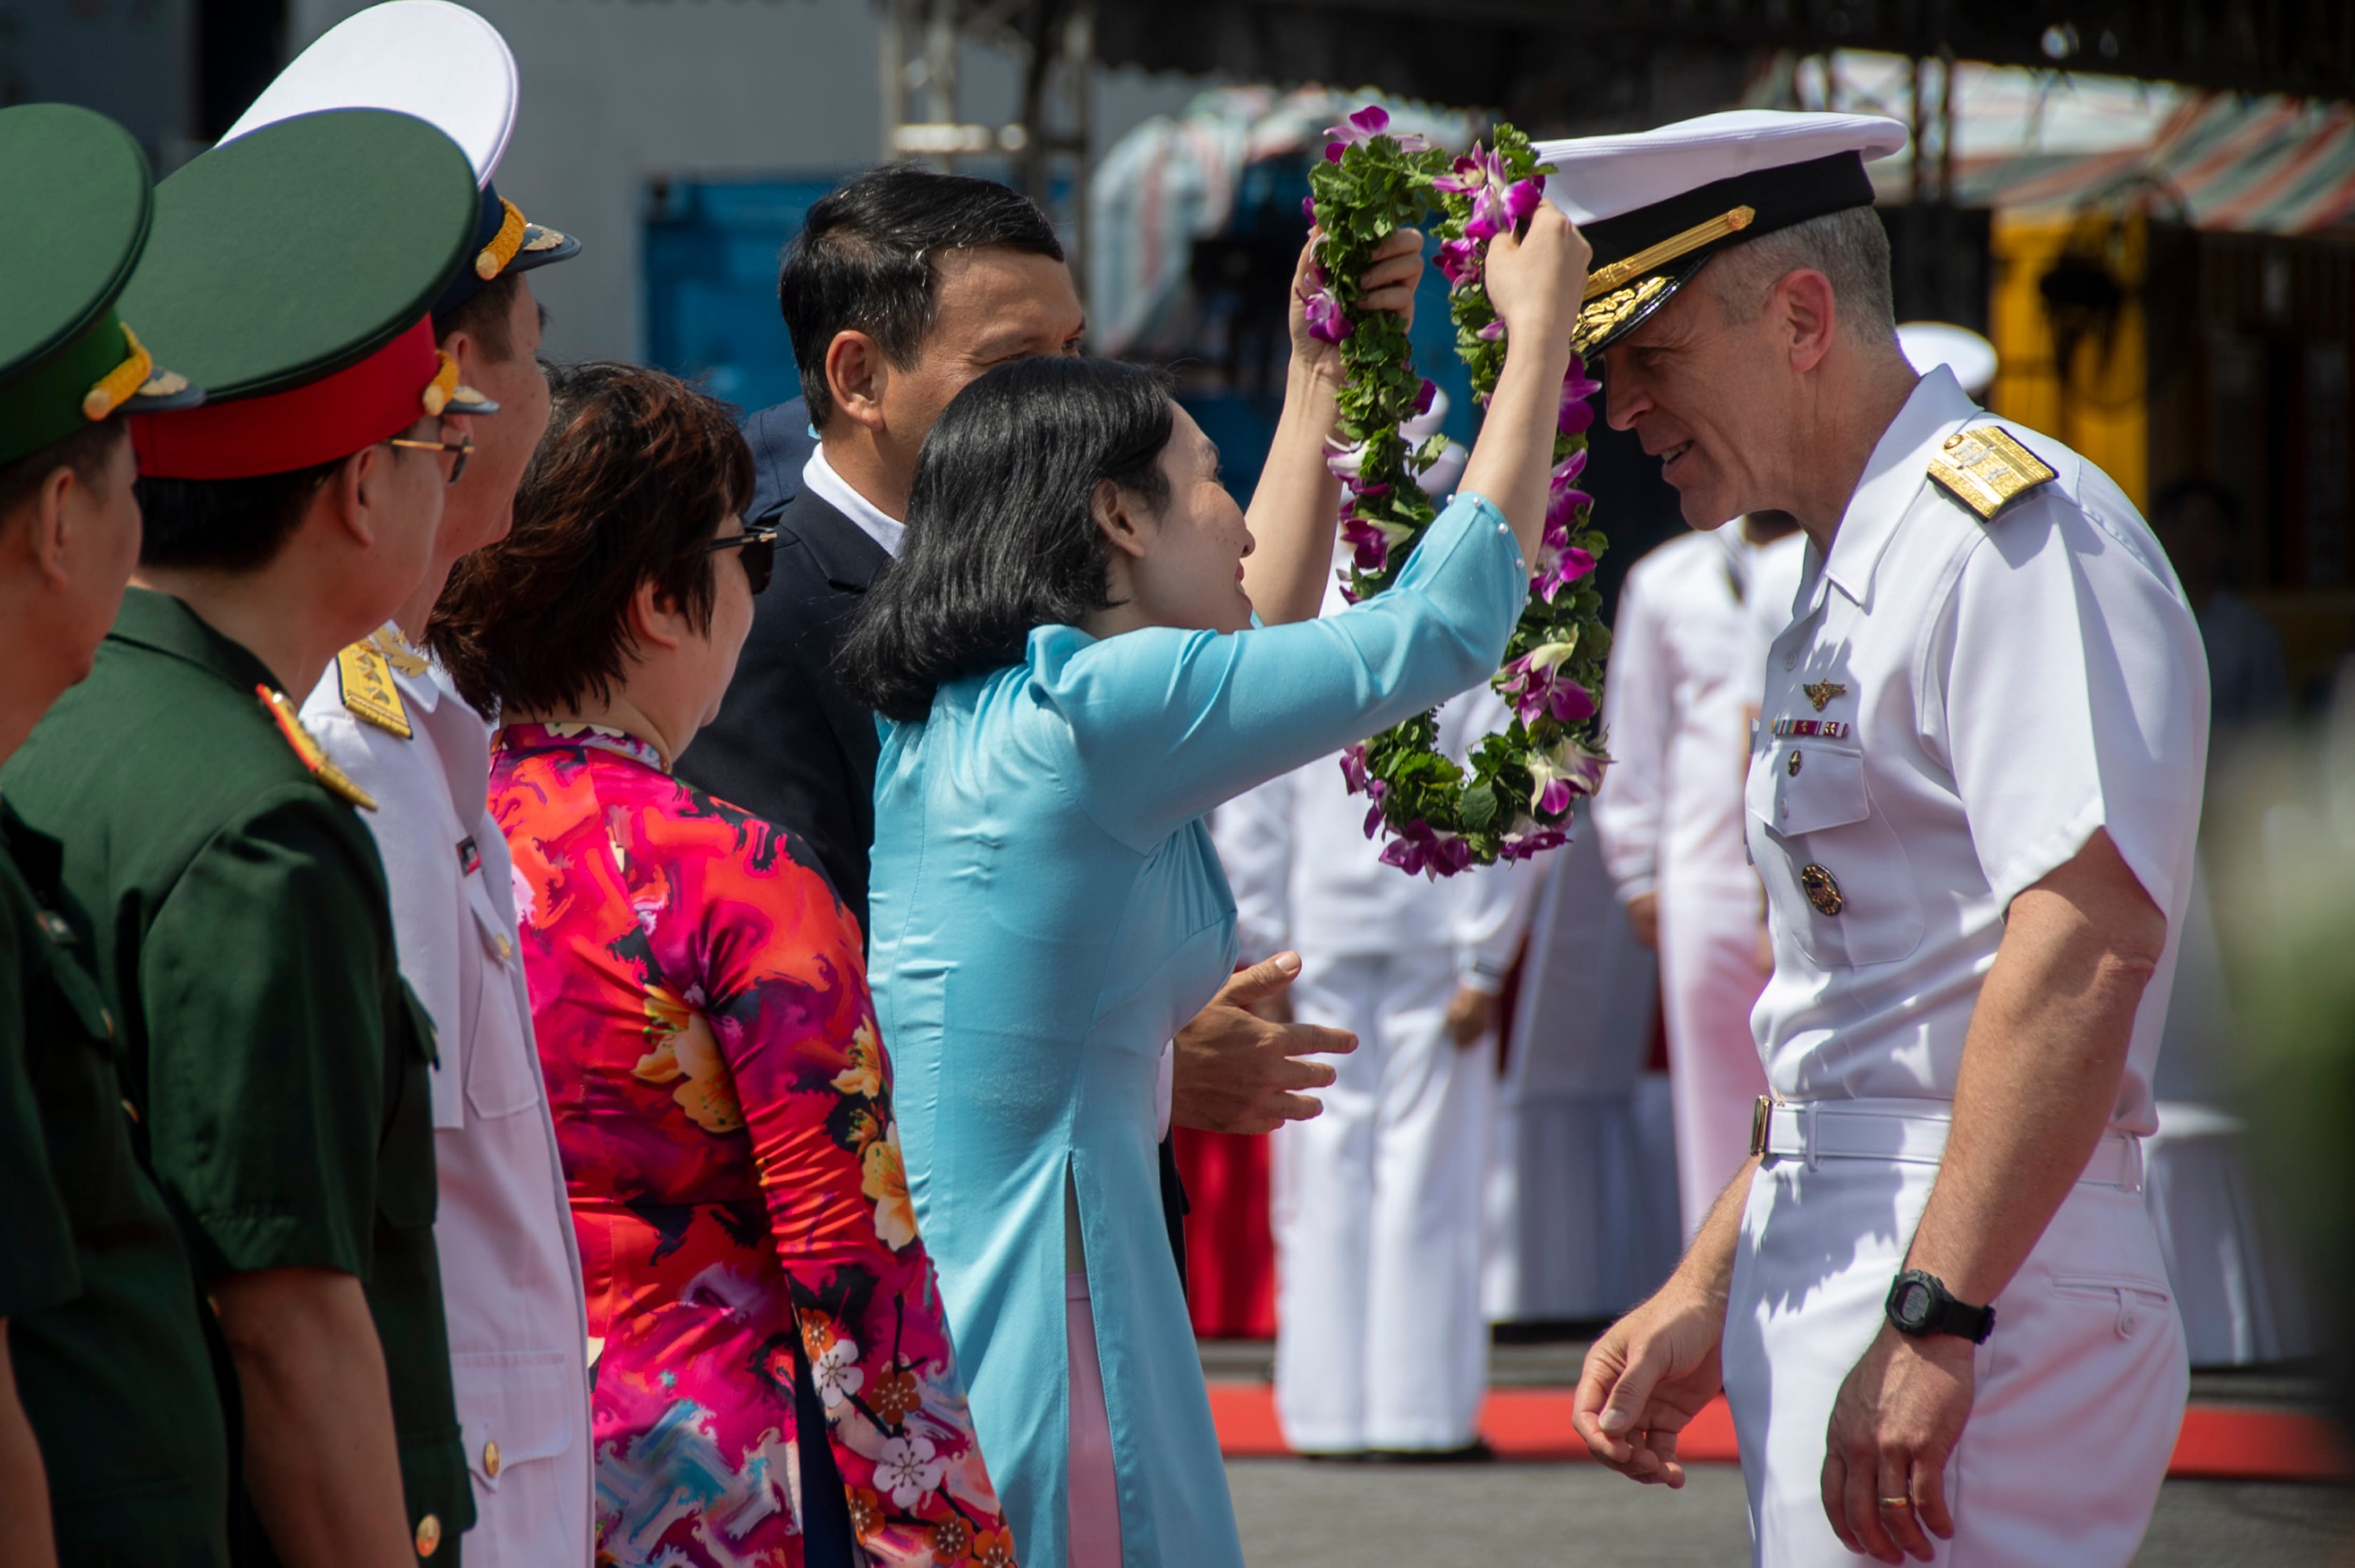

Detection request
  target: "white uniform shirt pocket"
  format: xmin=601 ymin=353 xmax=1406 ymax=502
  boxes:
xmin=1748 ymin=742 xmax=1925 ymax=968
xmin=463 ymin=882 xmax=544 ymax=1120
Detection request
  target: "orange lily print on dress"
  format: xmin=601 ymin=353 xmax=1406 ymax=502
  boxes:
xmin=490 ymin=722 xmax=1012 ymax=1567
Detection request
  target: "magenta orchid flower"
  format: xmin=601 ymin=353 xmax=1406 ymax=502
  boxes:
xmin=1497 ymin=827 xmax=1569 ymax=861
xmin=1341 ymin=510 xmax=1416 ymax=574
xmin=1323 ymin=104 xmax=1429 ymax=161
xmin=1300 ymin=280 xmax=1351 ymax=343
xmin=1378 ymin=819 xmax=1476 ymax=879
xmin=1339 ymin=744 xmax=1383 ymax=800
xmin=1559 ymin=358 xmax=1601 ymax=435
xmin=1499 ymin=639 xmax=1595 ymax=727
xmin=1434 ymin=237 xmax=1481 ymax=288
xmin=1527 ymin=737 xmax=1609 ymax=817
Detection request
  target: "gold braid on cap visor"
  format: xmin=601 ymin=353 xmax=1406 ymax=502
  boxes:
xmin=81 ymin=321 xmax=162 ymax=420
xmin=474 ymin=196 xmax=527 ymax=281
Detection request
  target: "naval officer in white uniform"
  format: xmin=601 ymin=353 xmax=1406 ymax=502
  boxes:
xmin=1554 ymin=111 xmax=2208 ymax=1567
xmin=253 ymin=7 xmax=597 ymax=1561
xmin=1594 ymin=512 xmax=1805 ymax=1238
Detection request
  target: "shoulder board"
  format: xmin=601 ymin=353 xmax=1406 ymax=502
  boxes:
xmin=1927 ymin=426 xmax=2057 ymax=522
xmin=255 ymin=687 xmax=378 ymax=811
xmin=336 ymin=641 xmax=412 ymax=739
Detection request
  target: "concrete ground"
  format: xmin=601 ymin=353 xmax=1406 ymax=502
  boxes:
xmin=1226 ymin=1461 xmax=2353 ymax=1566
xmin=1207 ymin=1340 xmax=2354 ymax=1565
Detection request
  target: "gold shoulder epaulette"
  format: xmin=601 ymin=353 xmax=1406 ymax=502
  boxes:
xmin=336 ymin=640 xmax=412 ymax=739
xmin=1927 ymin=426 xmax=2057 ymax=522
xmin=255 ymin=687 xmax=378 ymax=811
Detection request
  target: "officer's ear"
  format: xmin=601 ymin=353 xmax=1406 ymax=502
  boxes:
xmin=1773 ymin=268 xmax=1838 ymax=375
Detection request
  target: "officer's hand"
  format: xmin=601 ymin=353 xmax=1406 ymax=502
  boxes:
xmin=1571 ymin=1282 xmax=1727 ymax=1488
xmin=1820 ymin=1325 xmax=1973 ymax=1563
xmin=1444 ymin=984 xmax=1502 ymax=1048
xmin=1626 ymin=891 xmax=1660 ymax=951
xmin=1172 ymin=954 xmax=1357 ymax=1135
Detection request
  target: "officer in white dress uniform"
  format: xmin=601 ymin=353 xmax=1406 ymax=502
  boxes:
xmin=245 ymin=6 xmax=596 ymax=1561
xmin=1214 ymin=560 xmax=1540 ymax=1456
xmin=1594 ymin=515 xmax=1805 ymax=1238
xmin=1553 ymin=112 xmax=2208 ymax=1567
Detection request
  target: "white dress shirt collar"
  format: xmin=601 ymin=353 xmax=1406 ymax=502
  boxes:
xmin=801 ymin=445 xmax=906 ymax=559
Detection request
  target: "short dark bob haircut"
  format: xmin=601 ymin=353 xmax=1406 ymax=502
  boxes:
xmin=841 ymin=355 xmax=1172 ymax=724
xmin=429 ymin=359 xmax=754 ymax=717
xmin=781 ymin=164 xmax=1063 ymax=428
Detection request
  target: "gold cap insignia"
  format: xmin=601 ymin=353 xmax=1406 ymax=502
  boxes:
xmin=1572 ymin=275 xmax=1669 ymax=358
xmin=1928 ymin=426 xmax=2057 ymax=522
xmin=338 ymin=640 xmax=413 ymax=739
xmin=1802 ymin=680 xmax=1847 ymax=712
xmin=256 ymin=687 xmax=378 ymax=811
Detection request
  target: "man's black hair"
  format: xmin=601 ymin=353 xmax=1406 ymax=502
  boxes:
xmin=137 ymin=462 xmax=340 ymax=574
xmin=779 ymin=163 xmax=1063 ymax=427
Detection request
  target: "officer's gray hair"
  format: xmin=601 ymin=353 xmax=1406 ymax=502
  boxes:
xmin=1700 ymin=207 xmax=1898 ymax=344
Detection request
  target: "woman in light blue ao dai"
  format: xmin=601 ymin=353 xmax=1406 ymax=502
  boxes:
xmin=843 ymin=206 xmax=1595 ymax=1567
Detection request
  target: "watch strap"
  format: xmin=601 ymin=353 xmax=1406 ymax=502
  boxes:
xmin=1887 ymin=1269 xmax=1995 ymax=1344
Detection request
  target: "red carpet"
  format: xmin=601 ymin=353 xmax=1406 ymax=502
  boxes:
xmin=1208 ymin=1383 xmax=2351 ymax=1480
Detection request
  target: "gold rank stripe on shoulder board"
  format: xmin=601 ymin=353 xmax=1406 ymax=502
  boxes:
xmin=337 ymin=640 xmax=413 ymax=739
xmin=255 ymin=687 xmax=378 ymax=811
xmin=1927 ymin=426 xmax=2058 ymax=522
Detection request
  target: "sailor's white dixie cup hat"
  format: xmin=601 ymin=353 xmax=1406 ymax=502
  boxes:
xmin=219 ymin=0 xmax=578 ymax=324
xmin=1533 ymin=111 xmax=1908 ymax=358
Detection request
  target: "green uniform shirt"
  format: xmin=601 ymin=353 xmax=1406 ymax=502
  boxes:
xmin=1 ymin=588 xmax=473 ymax=1563
xmin=1 ymin=801 xmax=232 ymax=1566
xmin=0 ymin=841 xmax=79 ymax=1324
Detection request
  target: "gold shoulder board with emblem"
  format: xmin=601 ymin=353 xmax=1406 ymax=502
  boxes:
xmin=256 ymin=687 xmax=378 ymax=811
xmin=1927 ymin=426 xmax=2057 ymax=522
xmin=336 ymin=641 xmax=412 ymax=739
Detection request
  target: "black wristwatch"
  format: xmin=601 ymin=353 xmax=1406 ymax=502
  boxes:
xmin=1885 ymin=1270 xmax=1995 ymax=1344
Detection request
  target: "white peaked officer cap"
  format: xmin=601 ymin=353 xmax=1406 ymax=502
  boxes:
xmin=1531 ymin=111 xmax=1908 ymax=358
xmin=1898 ymin=320 xmax=2000 ymax=399
xmin=219 ymin=0 xmax=577 ymax=322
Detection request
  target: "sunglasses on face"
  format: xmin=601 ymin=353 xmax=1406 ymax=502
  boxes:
xmin=694 ymin=525 xmax=779 ymax=594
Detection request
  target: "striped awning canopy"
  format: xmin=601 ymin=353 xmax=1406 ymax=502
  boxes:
xmin=1971 ymin=93 xmax=2355 ymax=233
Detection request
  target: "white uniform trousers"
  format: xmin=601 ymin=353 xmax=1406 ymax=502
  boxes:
xmin=1656 ymin=875 xmax=1772 ymax=1238
xmin=1272 ymin=949 xmax=1492 ymax=1452
xmin=1724 ymin=1148 xmax=2187 ymax=1567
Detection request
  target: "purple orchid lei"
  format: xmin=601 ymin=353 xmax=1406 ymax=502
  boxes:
xmin=1308 ymin=111 xmax=1612 ymax=874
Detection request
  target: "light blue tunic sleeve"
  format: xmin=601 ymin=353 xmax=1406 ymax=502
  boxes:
xmin=1026 ymin=489 xmax=1527 ymax=851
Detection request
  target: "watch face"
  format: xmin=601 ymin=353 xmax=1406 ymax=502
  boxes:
xmin=1895 ymin=1280 xmax=1933 ymax=1327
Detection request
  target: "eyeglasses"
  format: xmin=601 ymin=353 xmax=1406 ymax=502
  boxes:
xmin=694 ymin=525 xmax=779 ymax=595
xmin=388 ymin=433 xmax=475 ymax=485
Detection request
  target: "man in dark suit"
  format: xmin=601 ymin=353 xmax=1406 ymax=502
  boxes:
xmin=681 ymin=168 xmax=1370 ymax=1275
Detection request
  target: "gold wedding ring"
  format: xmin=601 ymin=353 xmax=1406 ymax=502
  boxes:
xmin=1877 ymin=1496 xmax=1914 ymax=1510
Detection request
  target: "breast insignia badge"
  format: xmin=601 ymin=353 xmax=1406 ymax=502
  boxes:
xmin=336 ymin=640 xmax=413 ymax=739
xmin=1800 ymin=863 xmax=1844 ymax=916
xmin=1928 ymin=426 xmax=2057 ymax=522
xmin=257 ymin=686 xmax=378 ymax=811
xmin=1802 ymin=680 xmax=1847 ymax=712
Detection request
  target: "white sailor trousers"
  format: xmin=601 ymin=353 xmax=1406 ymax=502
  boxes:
xmin=1656 ymin=873 xmax=1773 ymax=1238
xmin=1272 ymin=949 xmax=1492 ymax=1452
xmin=1723 ymin=1144 xmax=2187 ymax=1567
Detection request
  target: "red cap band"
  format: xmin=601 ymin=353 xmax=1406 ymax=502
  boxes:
xmin=131 ymin=317 xmax=440 ymax=480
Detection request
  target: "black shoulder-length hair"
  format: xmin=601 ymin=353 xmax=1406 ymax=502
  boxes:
xmin=840 ymin=355 xmax=1173 ymax=722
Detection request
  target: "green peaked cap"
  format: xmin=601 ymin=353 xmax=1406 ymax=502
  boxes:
xmin=0 ymin=103 xmax=205 ymax=466
xmin=118 ymin=107 xmax=480 ymax=402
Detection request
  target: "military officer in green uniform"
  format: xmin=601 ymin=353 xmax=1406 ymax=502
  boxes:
xmin=1 ymin=108 xmax=495 ymax=1567
xmin=0 ymin=101 xmax=233 ymax=1567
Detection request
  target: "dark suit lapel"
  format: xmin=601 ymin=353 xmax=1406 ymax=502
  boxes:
xmin=779 ymin=488 xmax=891 ymax=595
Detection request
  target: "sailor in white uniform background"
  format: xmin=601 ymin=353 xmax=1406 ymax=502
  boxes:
xmin=1214 ymin=538 xmax=1542 ymax=1457
xmin=1594 ymin=512 xmax=1805 ymax=1239
xmin=1557 ymin=111 xmax=2208 ymax=1567
xmin=254 ymin=6 xmax=597 ymax=1562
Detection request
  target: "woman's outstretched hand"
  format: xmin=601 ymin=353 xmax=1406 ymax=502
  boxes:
xmin=1482 ymin=203 xmax=1591 ymax=353
xmin=1287 ymin=226 xmax=1424 ymax=386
